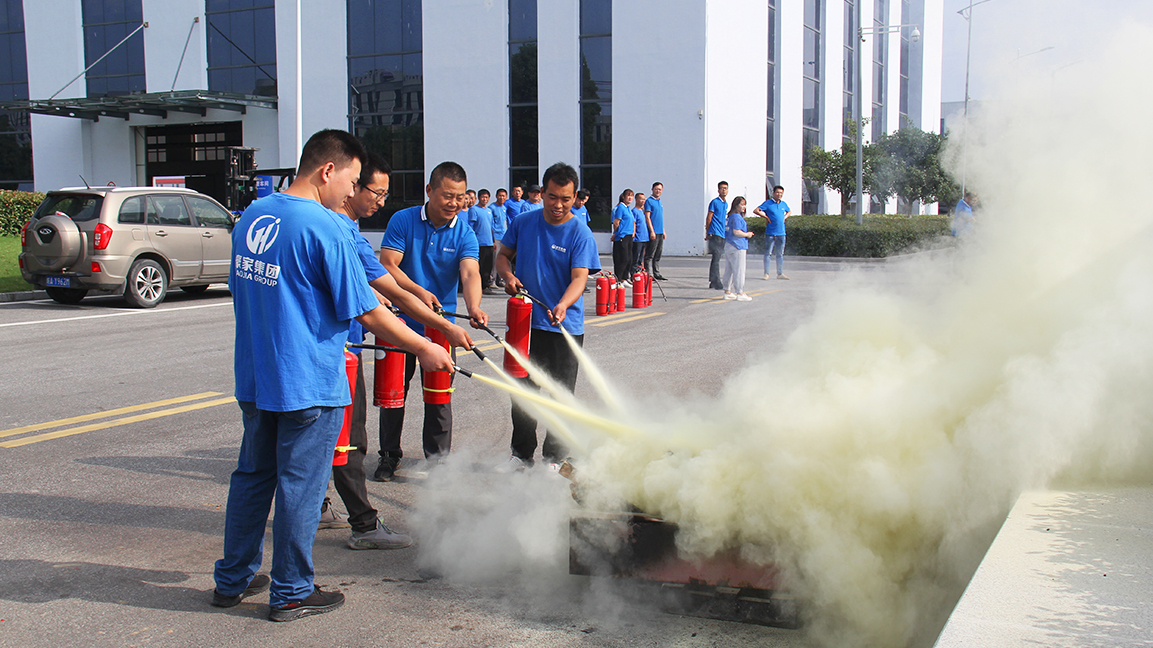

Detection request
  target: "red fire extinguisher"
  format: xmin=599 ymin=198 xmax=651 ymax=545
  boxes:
xmin=422 ymin=327 xmax=453 ymax=404
xmin=503 ymin=294 xmax=532 ymax=378
xmin=595 ymin=274 xmax=610 ymax=316
xmin=615 ymin=278 xmax=626 ymax=312
xmin=632 ymin=270 xmax=646 ymax=308
xmin=373 ymin=334 xmax=406 ymax=408
xmin=607 ymin=275 xmax=618 ymax=313
xmin=334 ymin=350 xmax=359 ymax=466
xmin=645 ymin=271 xmax=653 ymax=307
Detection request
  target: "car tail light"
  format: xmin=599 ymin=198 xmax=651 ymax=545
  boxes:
xmin=91 ymin=262 xmax=101 ymax=273
xmin=20 ymin=221 xmax=28 ymax=246
xmin=94 ymin=223 xmax=113 ymax=250
xmin=18 ymin=258 xmax=24 ymax=269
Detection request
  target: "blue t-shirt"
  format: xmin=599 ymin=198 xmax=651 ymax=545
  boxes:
xmin=467 ymin=205 xmax=494 ymax=246
xmin=505 ymin=198 xmax=525 ymax=221
xmin=612 ymin=202 xmax=634 ymax=240
xmin=708 ymin=197 xmax=728 ymax=237
xmin=645 ymin=196 xmax=664 ymax=235
xmin=490 ymin=203 xmax=508 ymax=241
xmin=952 ymin=199 xmax=974 ymax=236
xmin=757 ymin=198 xmax=790 ymax=236
xmin=571 ymin=204 xmax=590 ymax=224
xmin=725 ymin=212 xmax=749 ymax=250
xmin=633 ymin=206 xmax=649 ymax=242
xmin=500 ymin=208 xmax=601 ymax=335
xmin=230 ymin=192 xmax=379 ymax=411
xmin=335 ymin=210 xmax=389 ymax=345
xmin=381 ymin=205 xmax=480 ymax=334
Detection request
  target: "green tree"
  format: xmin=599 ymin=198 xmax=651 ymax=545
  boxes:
xmin=802 ymin=119 xmax=882 ymax=213
xmin=870 ymin=122 xmax=958 ymax=214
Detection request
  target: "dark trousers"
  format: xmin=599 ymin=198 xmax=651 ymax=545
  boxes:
xmin=707 ymin=235 xmax=725 ymax=289
xmin=332 ymin=354 xmax=377 ymax=532
xmin=478 ymin=245 xmax=494 ymax=288
xmin=645 ymin=236 xmax=663 ymax=273
xmin=511 ymin=329 xmax=582 ymax=463
xmin=378 ymin=351 xmax=453 ymax=461
xmin=632 ymin=240 xmax=648 ymax=272
xmin=612 ymin=235 xmax=634 ymax=281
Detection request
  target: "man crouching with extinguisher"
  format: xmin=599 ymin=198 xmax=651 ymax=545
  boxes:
xmin=494 ymin=162 xmax=601 ymax=472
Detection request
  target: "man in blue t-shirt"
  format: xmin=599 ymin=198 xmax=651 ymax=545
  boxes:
xmin=753 ymin=184 xmax=792 ymax=280
xmin=644 ymin=182 xmax=667 ymax=280
xmin=571 ymin=189 xmax=590 ymax=224
xmin=952 ymin=191 xmax=977 ymax=236
xmin=328 ymin=153 xmax=474 ymax=548
xmin=705 ymin=181 xmax=728 ymax=289
xmin=611 ymin=189 xmax=635 ymax=283
xmin=490 ymin=188 xmax=509 ymax=287
xmin=377 ymin=162 xmax=488 ymax=480
xmin=495 ymin=162 xmax=601 ymax=471
xmin=504 ymin=185 xmax=526 ymax=222
xmin=213 ymin=130 xmax=452 ymax=622
xmin=632 ymin=192 xmax=649 ymax=273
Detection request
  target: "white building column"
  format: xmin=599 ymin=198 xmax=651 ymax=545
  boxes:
xmin=274 ymin=1 xmax=302 ymax=169
xmin=776 ymin=0 xmax=803 ymax=211
xmin=424 ymin=0 xmax=509 ymax=190
xmin=537 ymin=0 xmax=580 ymax=176
xmin=141 ymin=0 xmax=207 ymax=93
xmin=822 ymin=0 xmax=846 ymax=213
xmin=918 ymin=0 xmax=943 ymax=214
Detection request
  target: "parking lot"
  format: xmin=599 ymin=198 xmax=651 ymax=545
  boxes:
xmin=0 ymin=254 xmax=906 ymax=648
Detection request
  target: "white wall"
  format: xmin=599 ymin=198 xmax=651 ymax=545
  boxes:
xmin=614 ymin=0 xmax=707 ymax=256
xmin=776 ymin=0 xmax=803 ymax=216
xmin=301 ymin=2 xmax=348 ymax=139
xmin=822 ymin=0 xmax=846 ymax=213
xmin=919 ymin=0 xmax=943 ymax=214
xmin=273 ymin=1 xmax=302 ymax=168
xmin=24 ymin=0 xmax=88 ymax=191
xmin=537 ymin=0 xmax=580 ymax=179
xmin=424 ymin=0 xmax=510 ymax=191
xmin=142 ymin=0 xmax=207 ymax=93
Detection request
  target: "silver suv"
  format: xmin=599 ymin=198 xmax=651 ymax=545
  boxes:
xmin=19 ymin=187 xmax=235 ymax=307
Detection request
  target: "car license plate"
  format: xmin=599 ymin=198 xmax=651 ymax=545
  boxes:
xmin=45 ymin=276 xmax=71 ymax=288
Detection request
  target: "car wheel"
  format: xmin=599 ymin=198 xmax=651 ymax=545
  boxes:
xmin=180 ymin=285 xmax=210 ymax=294
xmin=45 ymin=287 xmax=89 ymax=305
xmin=125 ymin=259 xmax=167 ymax=308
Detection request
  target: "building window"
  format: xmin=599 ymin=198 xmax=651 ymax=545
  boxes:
xmin=843 ymin=0 xmax=855 ymax=142
xmin=871 ymin=0 xmax=888 ymax=147
xmin=348 ymin=0 xmax=424 ymax=228
xmin=801 ymin=0 xmax=822 ymax=214
xmin=81 ymin=0 xmax=146 ymax=98
xmin=767 ymin=0 xmax=777 ymax=192
xmin=509 ymin=0 xmax=538 ymax=191
xmin=579 ymin=0 xmax=611 ymax=230
xmin=206 ymin=0 xmax=277 ymax=97
xmin=0 ymin=0 xmax=32 ymax=190
xmin=898 ymin=0 xmax=910 ymax=123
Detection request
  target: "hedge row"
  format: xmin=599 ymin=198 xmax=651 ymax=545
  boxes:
xmin=743 ymin=214 xmax=950 ymax=258
xmin=0 ymin=190 xmax=45 ymax=236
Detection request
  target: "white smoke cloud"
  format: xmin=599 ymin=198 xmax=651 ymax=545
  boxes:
xmin=412 ymin=20 xmax=1153 ymax=648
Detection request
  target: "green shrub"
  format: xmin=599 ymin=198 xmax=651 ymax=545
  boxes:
xmin=0 ymin=189 xmax=46 ymax=236
xmin=744 ymin=214 xmax=950 ymax=258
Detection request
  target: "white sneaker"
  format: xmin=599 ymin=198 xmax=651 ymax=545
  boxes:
xmin=764 ymin=274 xmax=773 ymax=280
xmin=622 ymin=280 xmax=632 ymax=287
xmin=777 ymin=274 xmax=790 ymax=280
xmin=495 ymin=455 xmax=530 ymax=473
xmin=736 ymin=293 xmax=752 ymax=302
xmin=723 ymin=292 xmax=736 ymax=300
xmin=347 ymin=519 xmax=413 ymax=550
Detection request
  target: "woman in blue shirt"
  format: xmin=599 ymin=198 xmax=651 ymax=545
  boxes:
xmin=611 ymin=189 xmax=635 ymax=283
xmin=723 ymin=196 xmax=754 ymax=301
xmin=632 ymin=193 xmax=649 ymax=274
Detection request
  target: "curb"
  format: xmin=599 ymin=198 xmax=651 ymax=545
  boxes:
xmin=0 ymin=290 xmax=47 ymax=303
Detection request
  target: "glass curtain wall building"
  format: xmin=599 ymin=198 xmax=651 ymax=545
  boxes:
xmin=508 ymin=0 xmax=538 ymax=191
xmin=206 ymin=0 xmax=277 ymax=97
xmin=348 ymin=0 xmax=425 ymax=226
xmin=766 ymin=0 xmax=776 ymax=192
xmin=0 ymin=0 xmax=30 ymax=190
xmin=801 ymin=0 xmax=822 ymax=214
xmin=579 ymin=0 xmax=611 ymax=229
xmin=81 ymin=0 xmax=146 ymax=98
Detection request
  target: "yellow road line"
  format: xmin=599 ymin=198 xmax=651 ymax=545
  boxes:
xmin=1 ymin=397 xmax=237 ymax=448
xmin=0 ymin=392 xmax=224 ymax=439
xmin=591 ymin=311 xmax=666 ymax=327
xmin=692 ymin=289 xmax=781 ymax=304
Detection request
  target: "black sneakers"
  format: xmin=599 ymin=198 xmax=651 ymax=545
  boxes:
xmin=211 ymin=573 xmax=271 ymax=608
xmin=268 ymin=586 xmax=345 ymax=622
xmin=372 ymin=456 xmax=399 ymax=482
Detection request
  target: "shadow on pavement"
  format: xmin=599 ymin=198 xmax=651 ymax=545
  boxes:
xmin=76 ymin=448 xmax=237 ymax=485
xmin=0 ymin=493 xmax=223 ymax=533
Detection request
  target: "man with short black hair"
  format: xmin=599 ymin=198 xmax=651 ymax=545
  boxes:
xmin=470 ymin=189 xmax=496 ymax=293
xmin=213 ymin=130 xmax=453 ymax=622
xmin=505 ymin=185 xmax=526 ymax=221
xmin=495 ymin=163 xmax=600 ymax=471
xmin=705 ymin=181 xmax=729 ymax=289
xmin=491 ymin=188 xmax=509 ymax=287
xmin=644 ymin=182 xmax=666 ymax=280
xmin=375 ymin=162 xmax=489 ymax=481
xmin=525 ymin=184 xmax=542 ymax=210
xmin=572 ymin=189 xmax=591 ymax=225
xmin=753 ymin=184 xmax=791 ymax=280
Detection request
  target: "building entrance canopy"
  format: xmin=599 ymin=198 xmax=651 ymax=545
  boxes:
xmin=0 ymin=90 xmax=277 ymax=122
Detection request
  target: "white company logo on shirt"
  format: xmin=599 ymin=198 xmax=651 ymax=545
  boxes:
xmin=246 ymin=215 xmax=281 ymax=255
xmin=551 ymin=244 xmax=568 ymax=253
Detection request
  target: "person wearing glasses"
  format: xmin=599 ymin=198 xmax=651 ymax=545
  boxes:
xmin=324 ymin=153 xmax=475 ymax=549
xmin=375 ymin=161 xmax=489 ymax=482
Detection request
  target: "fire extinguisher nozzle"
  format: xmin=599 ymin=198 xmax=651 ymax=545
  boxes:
xmin=470 ymin=346 xmax=487 ymax=361
xmin=454 ymin=366 xmax=472 ymax=378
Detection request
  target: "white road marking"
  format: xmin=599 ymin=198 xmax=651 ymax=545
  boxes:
xmin=0 ymin=301 xmax=232 ymax=328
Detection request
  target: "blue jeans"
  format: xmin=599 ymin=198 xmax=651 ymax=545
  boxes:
xmin=214 ymin=402 xmax=342 ymax=606
xmin=763 ymin=235 xmax=786 ymax=276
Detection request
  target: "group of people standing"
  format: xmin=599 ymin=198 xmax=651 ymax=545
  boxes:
xmin=705 ymin=181 xmax=792 ymax=301
xmin=611 ymin=182 xmax=667 ymax=284
xmin=213 ymin=129 xmax=601 ymax=622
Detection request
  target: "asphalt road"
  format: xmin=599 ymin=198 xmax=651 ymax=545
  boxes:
xmin=0 ymin=254 xmax=909 ymax=648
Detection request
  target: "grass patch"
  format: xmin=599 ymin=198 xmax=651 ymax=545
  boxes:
xmin=0 ymin=235 xmax=35 ymax=293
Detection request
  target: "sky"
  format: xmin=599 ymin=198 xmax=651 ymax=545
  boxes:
xmin=941 ymin=0 xmax=1153 ymax=104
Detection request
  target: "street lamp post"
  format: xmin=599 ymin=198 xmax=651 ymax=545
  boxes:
xmin=957 ymin=0 xmax=996 ymax=195
xmin=855 ymin=18 xmax=919 ymax=226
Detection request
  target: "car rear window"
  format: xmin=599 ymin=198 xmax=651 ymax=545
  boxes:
xmin=34 ymin=194 xmax=105 ymax=222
